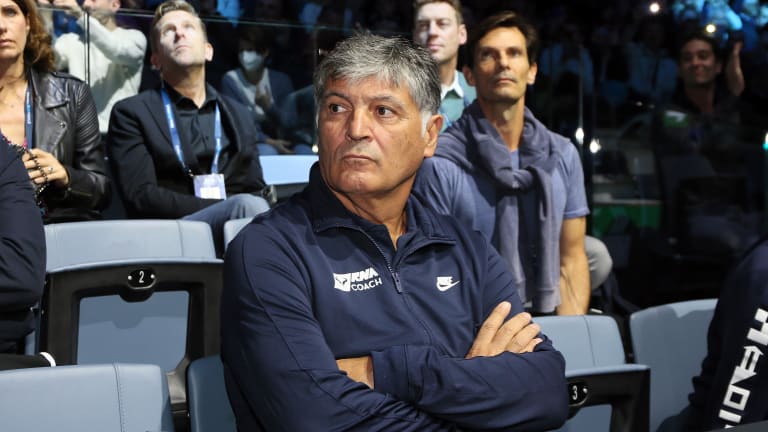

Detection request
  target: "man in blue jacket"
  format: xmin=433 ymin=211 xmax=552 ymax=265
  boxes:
xmin=221 ymin=33 xmax=569 ymax=431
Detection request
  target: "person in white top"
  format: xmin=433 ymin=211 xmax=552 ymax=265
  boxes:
xmin=43 ymin=0 xmax=147 ymax=134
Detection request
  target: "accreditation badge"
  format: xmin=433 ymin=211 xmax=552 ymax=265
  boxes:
xmin=193 ymin=174 xmax=227 ymax=199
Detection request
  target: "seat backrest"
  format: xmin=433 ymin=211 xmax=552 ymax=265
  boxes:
xmin=259 ymin=154 xmax=317 ymax=201
xmin=44 ymin=219 xmax=216 ymax=271
xmin=39 ymin=219 xmax=223 ymax=425
xmin=538 ymin=315 xmax=627 ymax=369
xmin=0 ymin=363 xmax=174 ymax=432
xmin=630 ymin=299 xmax=717 ymax=432
xmin=188 ymin=355 xmax=236 ymax=432
xmin=538 ymin=315 xmax=649 ymax=432
xmin=223 ymin=217 xmax=253 ymax=249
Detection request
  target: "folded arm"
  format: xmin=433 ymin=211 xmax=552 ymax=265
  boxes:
xmin=222 ymin=229 xmax=568 ymax=431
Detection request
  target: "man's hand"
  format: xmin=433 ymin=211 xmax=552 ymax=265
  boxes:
xmin=336 ymin=356 xmax=374 ymax=388
xmin=50 ymin=0 xmax=83 ymax=19
xmin=23 ymin=148 xmax=70 ymax=188
xmin=465 ymin=302 xmax=542 ymax=359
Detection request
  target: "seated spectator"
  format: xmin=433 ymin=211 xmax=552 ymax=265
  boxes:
xmin=412 ymin=0 xmax=477 ymax=131
xmin=107 ymin=0 xmax=270 ymax=253
xmin=5 ymin=0 xmax=109 ymax=223
xmin=221 ymin=33 xmax=568 ymax=431
xmin=414 ymin=11 xmax=594 ymax=315
xmin=221 ymin=25 xmax=312 ymax=154
xmin=653 ymin=30 xmax=744 ymax=162
xmin=651 ymin=30 xmax=757 ymax=260
xmin=48 ymin=0 xmax=147 ymax=135
xmin=0 ymin=143 xmax=45 ymax=356
xmin=678 ymin=235 xmax=768 ymax=430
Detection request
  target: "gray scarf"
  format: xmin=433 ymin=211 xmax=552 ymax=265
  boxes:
xmin=438 ymin=103 xmax=562 ymax=312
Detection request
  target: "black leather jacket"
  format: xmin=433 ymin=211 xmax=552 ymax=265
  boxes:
xmin=29 ymin=69 xmax=110 ymax=223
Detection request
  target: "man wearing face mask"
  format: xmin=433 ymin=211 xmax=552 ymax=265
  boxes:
xmin=221 ymin=25 xmax=313 ymax=154
xmin=41 ymin=0 xmax=147 ymax=135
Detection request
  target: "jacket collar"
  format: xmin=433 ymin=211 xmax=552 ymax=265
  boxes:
xmin=29 ymin=70 xmax=69 ymax=109
xmin=304 ymin=163 xmax=453 ymax=243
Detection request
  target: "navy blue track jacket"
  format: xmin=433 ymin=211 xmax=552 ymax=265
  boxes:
xmin=221 ymin=164 xmax=569 ymax=431
xmin=688 ymin=237 xmax=768 ymax=430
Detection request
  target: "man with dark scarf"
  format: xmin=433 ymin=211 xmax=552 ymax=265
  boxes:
xmin=414 ymin=11 xmax=591 ymax=315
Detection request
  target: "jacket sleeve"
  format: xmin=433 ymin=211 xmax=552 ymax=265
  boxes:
xmin=0 ymin=144 xmax=45 ymax=311
xmin=689 ymin=242 xmax=768 ymax=430
xmin=221 ymin=224 xmax=568 ymax=431
xmin=79 ymin=18 xmax=146 ymax=65
xmin=370 ymin=241 xmax=569 ymax=431
xmin=107 ymin=98 xmax=217 ymax=218
xmin=221 ymin=228 xmax=457 ymax=432
xmin=48 ymin=79 xmax=110 ymax=210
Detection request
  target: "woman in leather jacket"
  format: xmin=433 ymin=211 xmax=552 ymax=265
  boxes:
xmin=0 ymin=0 xmax=109 ymax=223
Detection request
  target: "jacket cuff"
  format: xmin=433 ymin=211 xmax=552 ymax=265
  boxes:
xmin=371 ymin=345 xmax=413 ymax=402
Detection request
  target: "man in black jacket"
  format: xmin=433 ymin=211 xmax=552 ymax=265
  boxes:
xmin=107 ymin=0 xmax=269 ymax=252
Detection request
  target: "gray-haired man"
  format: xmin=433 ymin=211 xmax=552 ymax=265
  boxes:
xmin=221 ymin=33 xmax=568 ymax=431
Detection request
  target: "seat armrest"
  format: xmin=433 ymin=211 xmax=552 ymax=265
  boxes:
xmin=566 ymin=364 xmax=650 ymax=432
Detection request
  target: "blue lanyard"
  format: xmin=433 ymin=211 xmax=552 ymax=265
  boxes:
xmin=160 ymin=88 xmax=222 ymax=175
xmin=24 ymin=86 xmax=33 ymax=148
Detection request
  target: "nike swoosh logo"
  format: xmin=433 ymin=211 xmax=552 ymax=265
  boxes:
xmin=437 ymin=281 xmax=460 ymax=292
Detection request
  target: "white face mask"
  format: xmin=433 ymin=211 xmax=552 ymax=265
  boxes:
xmin=239 ymin=50 xmax=265 ymax=72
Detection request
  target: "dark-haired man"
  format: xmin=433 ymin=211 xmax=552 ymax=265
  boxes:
xmin=415 ymin=11 xmax=593 ymax=315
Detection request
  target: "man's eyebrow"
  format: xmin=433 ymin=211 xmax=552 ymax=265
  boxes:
xmin=322 ymin=92 xmax=407 ymax=110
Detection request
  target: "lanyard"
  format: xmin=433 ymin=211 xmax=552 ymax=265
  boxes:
xmin=24 ymin=86 xmax=33 ymax=148
xmin=160 ymin=88 xmax=222 ymax=176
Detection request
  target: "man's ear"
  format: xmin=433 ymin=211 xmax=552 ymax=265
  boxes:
xmin=423 ymin=113 xmax=443 ymax=158
xmin=205 ymin=42 xmax=214 ymax=62
xmin=458 ymin=23 xmax=467 ymax=45
xmin=527 ymin=61 xmax=538 ymax=85
xmin=150 ymin=53 xmax=160 ymax=71
xmin=462 ymin=65 xmax=475 ymax=86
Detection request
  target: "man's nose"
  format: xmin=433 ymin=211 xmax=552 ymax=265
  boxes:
xmin=346 ymin=109 xmax=371 ymax=141
xmin=428 ymin=21 xmax=439 ymax=35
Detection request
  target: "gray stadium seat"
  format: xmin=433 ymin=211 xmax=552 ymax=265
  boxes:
xmin=187 ymin=355 xmax=236 ymax=432
xmin=630 ymin=299 xmax=717 ymax=431
xmin=38 ymin=219 xmax=223 ymax=429
xmin=0 ymin=363 xmax=174 ymax=432
xmin=537 ymin=314 xmax=650 ymax=432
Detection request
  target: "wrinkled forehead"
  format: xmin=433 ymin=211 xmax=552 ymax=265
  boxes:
xmin=156 ymin=9 xmax=204 ymax=33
